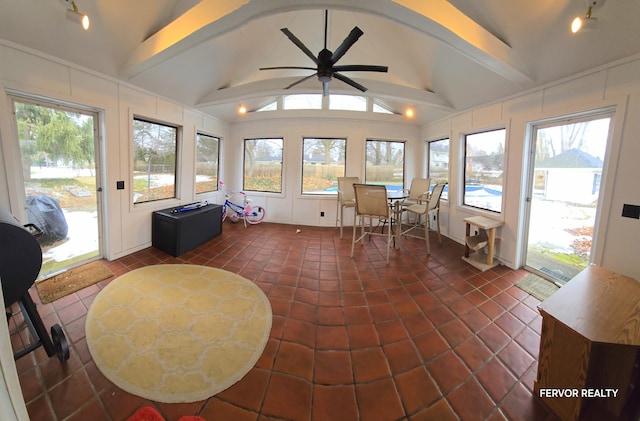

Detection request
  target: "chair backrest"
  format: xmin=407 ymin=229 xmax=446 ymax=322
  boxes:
xmin=407 ymin=178 xmax=431 ymax=201
xmin=353 ymin=184 xmax=390 ymax=218
xmin=337 ymin=177 xmax=359 ymax=204
xmin=428 ymin=183 xmax=447 ymax=211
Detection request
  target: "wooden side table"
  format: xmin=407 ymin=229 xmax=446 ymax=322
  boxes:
xmin=462 ymin=215 xmax=504 ymax=271
xmin=535 ymin=266 xmax=640 ymax=420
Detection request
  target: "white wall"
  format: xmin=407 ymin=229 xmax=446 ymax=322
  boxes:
xmin=0 ymin=41 xmax=229 ymax=260
xmin=423 ymin=56 xmax=640 ymax=279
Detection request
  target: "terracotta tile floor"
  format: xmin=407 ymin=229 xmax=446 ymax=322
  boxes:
xmin=9 ymin=222 xmax=561 ymax=420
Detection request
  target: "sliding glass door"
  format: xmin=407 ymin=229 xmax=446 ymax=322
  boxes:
xmin=12 ymin=97 xmax=103 ymax=279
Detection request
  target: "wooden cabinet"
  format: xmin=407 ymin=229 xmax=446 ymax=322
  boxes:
xmin=152 ymin=203 xmax=222 ymax=257
xmin=535 ymin=266 xmax=640 ymax=420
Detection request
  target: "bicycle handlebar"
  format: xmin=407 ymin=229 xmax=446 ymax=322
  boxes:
xmin=219 ymin=181 xmax=246 ymax=198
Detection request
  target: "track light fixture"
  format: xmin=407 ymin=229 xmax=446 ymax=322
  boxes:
xmin=571 ymin=0 xmax=605 ymax=34
xmin=65 ymin=0 xmax=90 ymax=30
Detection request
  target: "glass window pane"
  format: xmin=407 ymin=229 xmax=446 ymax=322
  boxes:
xmin=428 ymin=138 xmax=450 ymax=200
xmin=132 ymin=118 xmax=178 ymax=204
xmin=283 ymin=94 xmax=322 ymax=110
xmin=244 ymin=138 xmax=283 ymax=193
xmin=365 ymin=140 xmax=405 ymax=189
xmin=257 ymin=101 xmax=277 ymax=112
xmin=302 ymin=138 xmax=347 ymax=194
xmin=329 ymin=95 xmax=366 ymax=111
xmin=195 ymin=133 xmax=219 ymax=194
xmin=464 ymin=129 xmax=505 ymax=212
xmin=373 ymin=102 xmax=393 ymax=114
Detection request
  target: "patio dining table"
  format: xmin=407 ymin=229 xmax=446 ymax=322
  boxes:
xmin=386 ymin=189 xmax=409 ymax=249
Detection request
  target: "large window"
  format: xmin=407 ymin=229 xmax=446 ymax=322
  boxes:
xmin=428 ymin=138 xmax=450 ymax=200
xmin=365 ymin=140 xmax=405 ymax=189
xmin=302 ymin=137 xmax=347 ymax=194
xmin=132 ymin=118 xmax=178 ymax=204
xmin=195 ymin=133 xmax=219 ymax=194
xmin=463 ymin=129 xmax=505 ymax=212
xmin=244 ymin=138 xmax=283 ymax=193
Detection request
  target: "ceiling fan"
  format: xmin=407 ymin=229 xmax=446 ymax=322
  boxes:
xmin=260 ymin=10 xmax=388 ymax=96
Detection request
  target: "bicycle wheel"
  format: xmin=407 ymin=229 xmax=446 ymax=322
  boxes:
xmin=221 ymin=206 xmax=227 ymax=221
xmin=245 ymin=206 xmax=265 ymax=224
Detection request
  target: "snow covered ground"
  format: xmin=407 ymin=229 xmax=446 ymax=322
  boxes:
xmin=42 ymin=210 xmax=99 ymax=264
xmin=527 ymin=199 xmax=595 ymax=254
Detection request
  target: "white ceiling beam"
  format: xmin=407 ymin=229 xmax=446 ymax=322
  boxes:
xmin=121 ymin=0 xmax=531 ymax=85
xmin=120 ymin=0 xmax=251 ymax=79
xmin=389 ymin=0 xmax=531 ymax=84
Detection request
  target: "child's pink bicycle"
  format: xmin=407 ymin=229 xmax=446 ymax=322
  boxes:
xmin=219 ymin=181 xmax=266 ymax=226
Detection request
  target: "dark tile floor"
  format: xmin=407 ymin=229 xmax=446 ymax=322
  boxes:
xmin=9 ymin=222 xmax=561 ymax=420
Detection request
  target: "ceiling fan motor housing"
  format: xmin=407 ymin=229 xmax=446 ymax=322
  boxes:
xmin=260 ymin=10 xmax=388 ymax=94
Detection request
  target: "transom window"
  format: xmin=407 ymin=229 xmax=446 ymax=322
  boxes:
xmin=132 ymin=117 xmax=179 ymax=204
xmin=365 ymin=140 xmax=405 ymax=189
xmin=329 ymin=95 xmax=366 ymax=111
xmin=243 ymin=138 xmax=283 ymax=193
xmin=256 ymin=102 xmax=277 ymax=112
xmin=463 ymin=129 xmax=505 ymax=213
xmin=373 ymin=102 xmax=394 ymax=114
xmin=283 ymin=94 xmax=322 ymax=110
xmin=302 ymin=137 xmax=347 ymax=194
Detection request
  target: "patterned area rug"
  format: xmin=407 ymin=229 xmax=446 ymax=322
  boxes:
xmin=515 ymin=273 xmax=560 ymax=301
xmin=85 ymin=264 xmax=272 ymax=403
xmin=36 ymin=260 xmax=114 ymax=304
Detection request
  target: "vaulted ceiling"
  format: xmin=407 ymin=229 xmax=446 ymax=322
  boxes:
xmin=2 ymin=0 xmax=640 ymax=125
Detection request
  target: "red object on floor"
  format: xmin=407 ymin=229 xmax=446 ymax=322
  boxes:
xmin=128 ymin=406 xmax=206 ymax=421
xmin=127 ymin=406 xmax=165 ymax=421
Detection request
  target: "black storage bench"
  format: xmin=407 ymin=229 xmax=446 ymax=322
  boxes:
xmin=152 ymin=203 xmax=222 ymax=257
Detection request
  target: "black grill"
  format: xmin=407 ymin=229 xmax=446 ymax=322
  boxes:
xmin=0 ymin=205 xmax=69 ymax=362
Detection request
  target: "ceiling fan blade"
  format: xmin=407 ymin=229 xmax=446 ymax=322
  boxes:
xmin=260 ymin=66 xmax=317 ymax=71
xmin=280 ymin=28 xmax=319 ymax=65
xmin=330 ymin=26 xmax=363 ymax=64
xmin=333 ymin=72 xmax=367 ymax=92
xmin=332 ymin=65 xmax=388 ymax=73
xmin=285 ymin=74 xmax=317 ymax=89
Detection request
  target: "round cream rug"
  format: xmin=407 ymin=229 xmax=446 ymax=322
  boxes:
xmin=85 ymin=264 xmax=272 ymax=403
